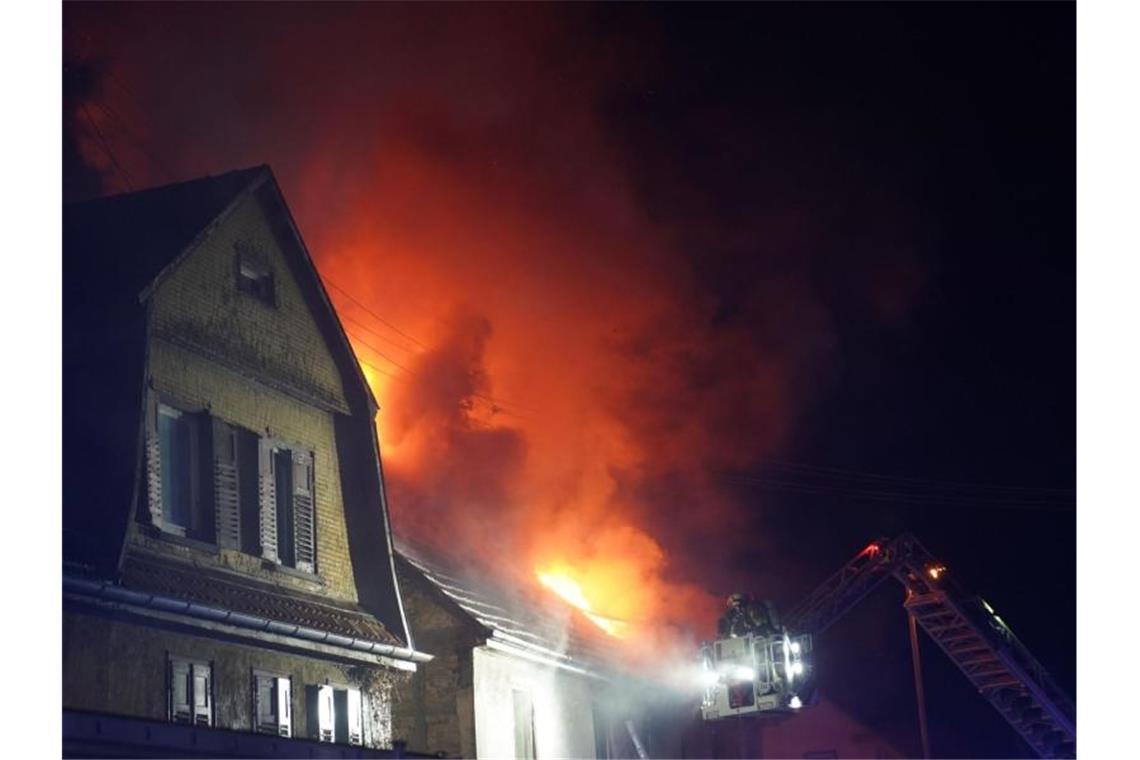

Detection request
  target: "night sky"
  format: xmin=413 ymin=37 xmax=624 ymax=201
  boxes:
xmin=615 ymin=6 xmax=1074 ymax=756
xmin=63 ymin=3 xmax=1074 ymax=757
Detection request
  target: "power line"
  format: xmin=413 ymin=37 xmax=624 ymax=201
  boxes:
xmin=89 ymin=87 xmax=531 ymax=415
xmin=325 ymin=278 xmax=536 ymax=412
xmin=322 ymin=276 xmax=428 ymax=350
xmin=338 ymin=311 xmax=421 ymax=356
xmin=345 ymin=330 xmax=531 ymax=420
xmin=88 ymin=98 xmax=179 ymax=185
xmin=352 ymin=355 xmax=528 ymax=422
xmin=355 ymin=356 xmax=401 ymax=382
xmin=340 ymin=321 xmax=535 ymax=415
xmin=749 ymin=459 xmax=1075 ymax=495
xmin=81 ymin=65 xmax=183 ymax=186
xmin=721 ymin=472 xmax=1074 ymax=512
xmin=343 ymin=327 xmax=417 ymax=376
xmin=79 ymin=102 xmax=133 ymax=193
xmin=725 ymin=470 xmax=1075 ymax=504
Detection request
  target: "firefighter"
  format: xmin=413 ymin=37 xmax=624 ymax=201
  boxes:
xmin=718 ymin=593 xmax=782 ymax=637
xmin=718 ymin=593 xmax=748 ymax=637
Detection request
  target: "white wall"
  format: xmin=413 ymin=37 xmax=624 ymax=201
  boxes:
xmin=472 ymin=645 xmax=600 ymax=759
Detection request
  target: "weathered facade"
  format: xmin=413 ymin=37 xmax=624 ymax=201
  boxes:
xmin=62 ymin=167 xmax=428 ymax=756
xmin=389 ymin=548 xmax=652 ymax=760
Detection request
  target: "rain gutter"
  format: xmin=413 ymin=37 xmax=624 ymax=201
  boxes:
xmin=64 ymin=576 xmax=432 ymax=664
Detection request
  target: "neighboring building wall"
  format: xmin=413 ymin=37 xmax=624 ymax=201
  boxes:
xmin=391 ymin=564 xmax=605 ymax=760
xmin=62 ymin=608 xmax=400 ymax=746
xmin=390 ymin=570 xmax=478 ymax=757
xmin=472 ymin=646 xmax=599 ymax=760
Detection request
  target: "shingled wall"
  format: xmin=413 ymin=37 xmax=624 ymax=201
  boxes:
xmin=389 ymin=566 xmax=481 ymax=758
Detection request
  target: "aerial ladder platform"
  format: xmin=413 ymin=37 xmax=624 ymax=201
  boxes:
xmin=784 ymin=533 xmax=1076 ymax=759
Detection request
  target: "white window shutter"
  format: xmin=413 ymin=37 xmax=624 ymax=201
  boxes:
xmin=258 ymin=437 xmax=278 ymax=562
xmin=192 ymin=662 xmax=212 ymax=726
xmin=170 ymin=659 xmax=191 ymax=723
xmin=145 ymin=392 xmax=163 ymax=528
xmin=292 ymin=449 xmax=316 ymax=573
xmin=347 ymin=688 xmax=363 ymax=746
xmin=276 ymin=677 xmax=292 ymax=737
xmin=212 ymin=419 xmax=241 ymax=550
xmin=318 ymin=685 xmax=335 ymax=742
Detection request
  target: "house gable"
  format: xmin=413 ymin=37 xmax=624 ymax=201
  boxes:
xmin=147 ymin=181 xmax=351 ymax=414
xmin=63 ymin=167 xmax=403 ymax=631
xmin=133 ymin=178 xmax=372 ymax=603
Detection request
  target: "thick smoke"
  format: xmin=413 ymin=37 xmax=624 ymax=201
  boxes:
xmin=64 ymin=3 xmax=922 ymax=650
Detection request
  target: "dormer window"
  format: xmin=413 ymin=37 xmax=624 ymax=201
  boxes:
xmin=235 ymin=242 xmax=275 ymax=306
xmin=144 ymin=393 xmax=317 ymax=573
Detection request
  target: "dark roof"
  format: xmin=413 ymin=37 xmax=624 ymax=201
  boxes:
xmin=66 ymin=167 xmax=267 ymax=295
xmin=120 ymin=554 xmax=401 ymax=645
xmin=395 ymin=542 xmax=626 ymax=677
xmin=63 ymin=168 xmax=268 ymax=574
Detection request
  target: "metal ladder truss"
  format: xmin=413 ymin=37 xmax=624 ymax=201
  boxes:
xmin=785 ymin=533 xmax=1076 ymax=759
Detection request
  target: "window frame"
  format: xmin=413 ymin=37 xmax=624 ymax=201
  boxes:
xmin=252 ymin=668 xmax=293 ymax=737
xmin=148 ymin=393 xmax=214 ymax=544
xmin=167 ymin=654 xmax=213 ymax=727
xmin=142 ymin=396 xmax=319 ymax=574
xmin=260 ymin=436 xmax=318 ymax=575
xmin=234 ymin=242 xmax=276 ymax=307
xmin=307 ymin=682 xmax=364 ymax=746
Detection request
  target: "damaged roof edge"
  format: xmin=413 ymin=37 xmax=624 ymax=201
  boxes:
xmin=395 ymin=551 xmax=621 ymax=679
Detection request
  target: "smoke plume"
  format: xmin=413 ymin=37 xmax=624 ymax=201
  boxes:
xmin=64 ymin=2 xmax=923 ymax=651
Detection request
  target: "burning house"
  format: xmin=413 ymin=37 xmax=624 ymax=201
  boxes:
xmin=389 ymin=544 xmax=674 ymax=759
xmin=62 ymin=167 xmax=428 ymax=756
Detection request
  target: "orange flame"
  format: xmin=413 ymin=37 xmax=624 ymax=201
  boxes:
xmin=536 ymin=568 xmax=629 ymax=638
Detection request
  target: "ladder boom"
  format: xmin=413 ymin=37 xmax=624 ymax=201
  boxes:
xmin=785 ymin=533 xmax=1075 ymax=759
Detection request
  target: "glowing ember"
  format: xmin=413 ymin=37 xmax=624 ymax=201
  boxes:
xmin=537 ymin=570 xmax=628 ymax=638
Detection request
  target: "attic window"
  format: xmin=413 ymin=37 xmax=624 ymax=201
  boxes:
xmin=235 ymin=242 xmax=275 ymax=306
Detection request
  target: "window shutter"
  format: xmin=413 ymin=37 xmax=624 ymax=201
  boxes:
xmin=346 ymin=688 xmax=363 ymax=746
xmin=145 ymin=393 xmax=163 ymax=528
xmin=276 ymin=677 xmax=292 ymax=737
xmin=258 ymin=437 xmax=278 ymax=562
xmin=213 ymin=419 xmax=241 ymax=549
xmin=320 ymin=685 xmax=335 ymax=742
xmin=292 ymin=450 xmax=316 ymax=573
xmin=307 ymin=685 xmax=335 ymax=742
xmin=255 ymin=674 xmax=275 ymax=734
xmin=170 ymin=659 xmax=191 ymax=723
xmin=192 ymin=662 xmax=212 ymax=726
